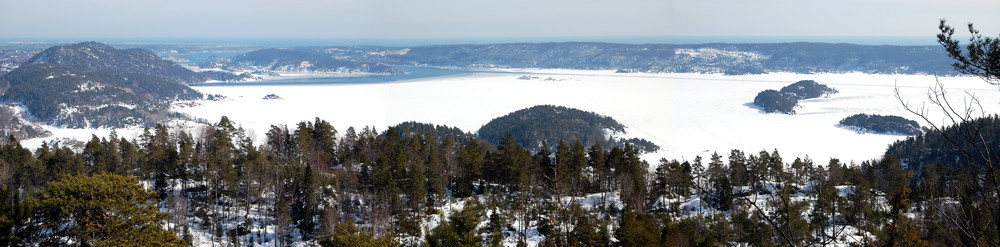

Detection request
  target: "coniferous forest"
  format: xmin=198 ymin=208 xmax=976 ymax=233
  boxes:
xmin=0 ymin=113 xmax=995 ymax=246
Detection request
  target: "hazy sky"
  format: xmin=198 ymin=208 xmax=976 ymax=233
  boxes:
xmin=1 ymin=0 xmax=998 ymax=43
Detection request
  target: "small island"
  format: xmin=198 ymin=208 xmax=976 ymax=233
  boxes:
xmin=478 ymin=105 xmax=659 ymax=153
xmin=753 ymin=89 xmax=799 ymax=114
xmin=839 ymin=113 xmax=920 ymax=135
xmin=779 ymin=80 xmax=838 ymax=100
xmin=753 ymin=80 xmax=837 ymax=114
xmin=262 ymin=94 xmax=282 ymax=100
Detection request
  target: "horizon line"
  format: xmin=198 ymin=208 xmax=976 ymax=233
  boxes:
xmin=0 ymin=35 xmax=940 ymax=47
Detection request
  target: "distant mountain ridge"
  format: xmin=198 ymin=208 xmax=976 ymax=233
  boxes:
xmin=305 ymin=42 xmax=955 ymax=75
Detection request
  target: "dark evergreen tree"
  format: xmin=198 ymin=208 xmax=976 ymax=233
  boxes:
xmin=28 ymin=173 xmax=186 ymax=246
xmin=881 ymin=173 xmax=928 ymax=247
xmin=707 ymin=152 xmax=732 ymax=211
xmin=615 ymin=206 xmax=660 ymax=247
xmin=728 ymin=149 xmax=748 ymax=188
xmin=426 ymin=199 xmax=484 ymax=247
xmin=456 ymin=138 xmax=485 ymax=197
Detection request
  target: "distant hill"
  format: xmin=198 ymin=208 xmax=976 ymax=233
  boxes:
xmin=839 ymin=114 xmax=920 ymax=135
xmin=22 ymin=42 xmax=245 ymax=84
xmin=396 ymin=42 xmax=675 ymax=70
xmin=0 ymin=42 xmax=207 ymax=128
xmin=477 ymin=105 xmax=659 ymax=153
xmin=0 ymin=64 xmax=201 ymax=128
xmin=230 ymin=48 xmax=402 ymax=74
xmin=308 ymin=42 xmax=955 ymax=75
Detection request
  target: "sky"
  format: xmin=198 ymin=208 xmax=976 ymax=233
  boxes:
xmin=1 ymin=0 xmax=998 ymax=44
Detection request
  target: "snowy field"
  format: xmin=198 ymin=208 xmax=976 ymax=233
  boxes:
xmin=26 ymin=70 xmax=1000 ymax=166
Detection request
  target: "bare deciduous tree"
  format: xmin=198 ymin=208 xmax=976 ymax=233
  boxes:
xmin=894 ymin=19 xmax=1000 ymax=246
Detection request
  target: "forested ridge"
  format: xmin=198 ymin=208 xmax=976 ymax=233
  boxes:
xmin=0 ymin=42 xmax=238 ymax=129
xmin=304 ymin=42 xmax=956 ymax=75
xmin=0 ymin=115 xmax=991 ymax=246
xmin=0 ymin=63 xmax=201 ymax=128
xmin=229 ymin=48 xmax=402 ymax=74
xmin=21 ymin=42 xmax=246 ymax=84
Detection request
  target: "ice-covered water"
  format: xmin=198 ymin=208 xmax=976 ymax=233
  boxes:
xmin=26 ymin=69 xmax=1000 ymax=165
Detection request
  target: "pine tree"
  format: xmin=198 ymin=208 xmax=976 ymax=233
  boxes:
xmin=768 ymin=149 xmax=784 ymax=182
xmin=564 ymin=141 xmax=587 ymax=195
xmin=565 ymin=204 xmax=609 ymax=246
xmin=728 ymin=149 xmax=748 ymax=188
xmin=310 ymin=117 xmax=338 ymax=169
xmin=881 ymin=173 xmax=929 ymax=247
xmin=457 ymin=138 xmax=484 ymax=197
xmin=319 ymin=220 xmax=398 ymax=247
xmin=292 ymin=164 xmax=319 ymax=240
xmin=844 ymin=176 xmax=875 ymax=235
xmin=771 ymin=183 xmax=810 ymax=245
xmin=707 ymin=152 xmax=732 ymax=211
xmin=406 ymin=136 xmax=427 ymax=211
xmin=651 ymin=159 xmax=671 ymax=211
xmin=615 ymin=206 xmax=660 ymax=246
xmin=423 ymin=134 xmax=446 ymax=208
xmin=338 ymin=126 xmax=359 ymax=168
xmin=426 ymin=199 xmax=484 ymax=247
xmin=587 ymin=141 xmax=607 ymax=193
xmin=0 ymin=185 xmax=30 ymax=245
xmin=29 ymin=173 xmax=186 ymax=246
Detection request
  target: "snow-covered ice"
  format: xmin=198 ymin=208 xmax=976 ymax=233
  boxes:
xmin=167 ymin=70 xmax=1000 ymax=164
xmin=22 ymin=69 xmax=1000 ymax=165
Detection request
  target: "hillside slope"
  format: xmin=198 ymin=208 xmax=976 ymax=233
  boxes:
xmin=1 ymin=42 xmax=206 ymax=128
xmin=21 ymin=42 xmax=244 ymax=84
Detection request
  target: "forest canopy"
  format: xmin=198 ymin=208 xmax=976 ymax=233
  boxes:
xmin=477 ymin=105 xmax=659 ymax=153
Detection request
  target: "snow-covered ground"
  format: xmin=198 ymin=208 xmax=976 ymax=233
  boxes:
xmin=22 ymin=69 xmax=1000 ymax=166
